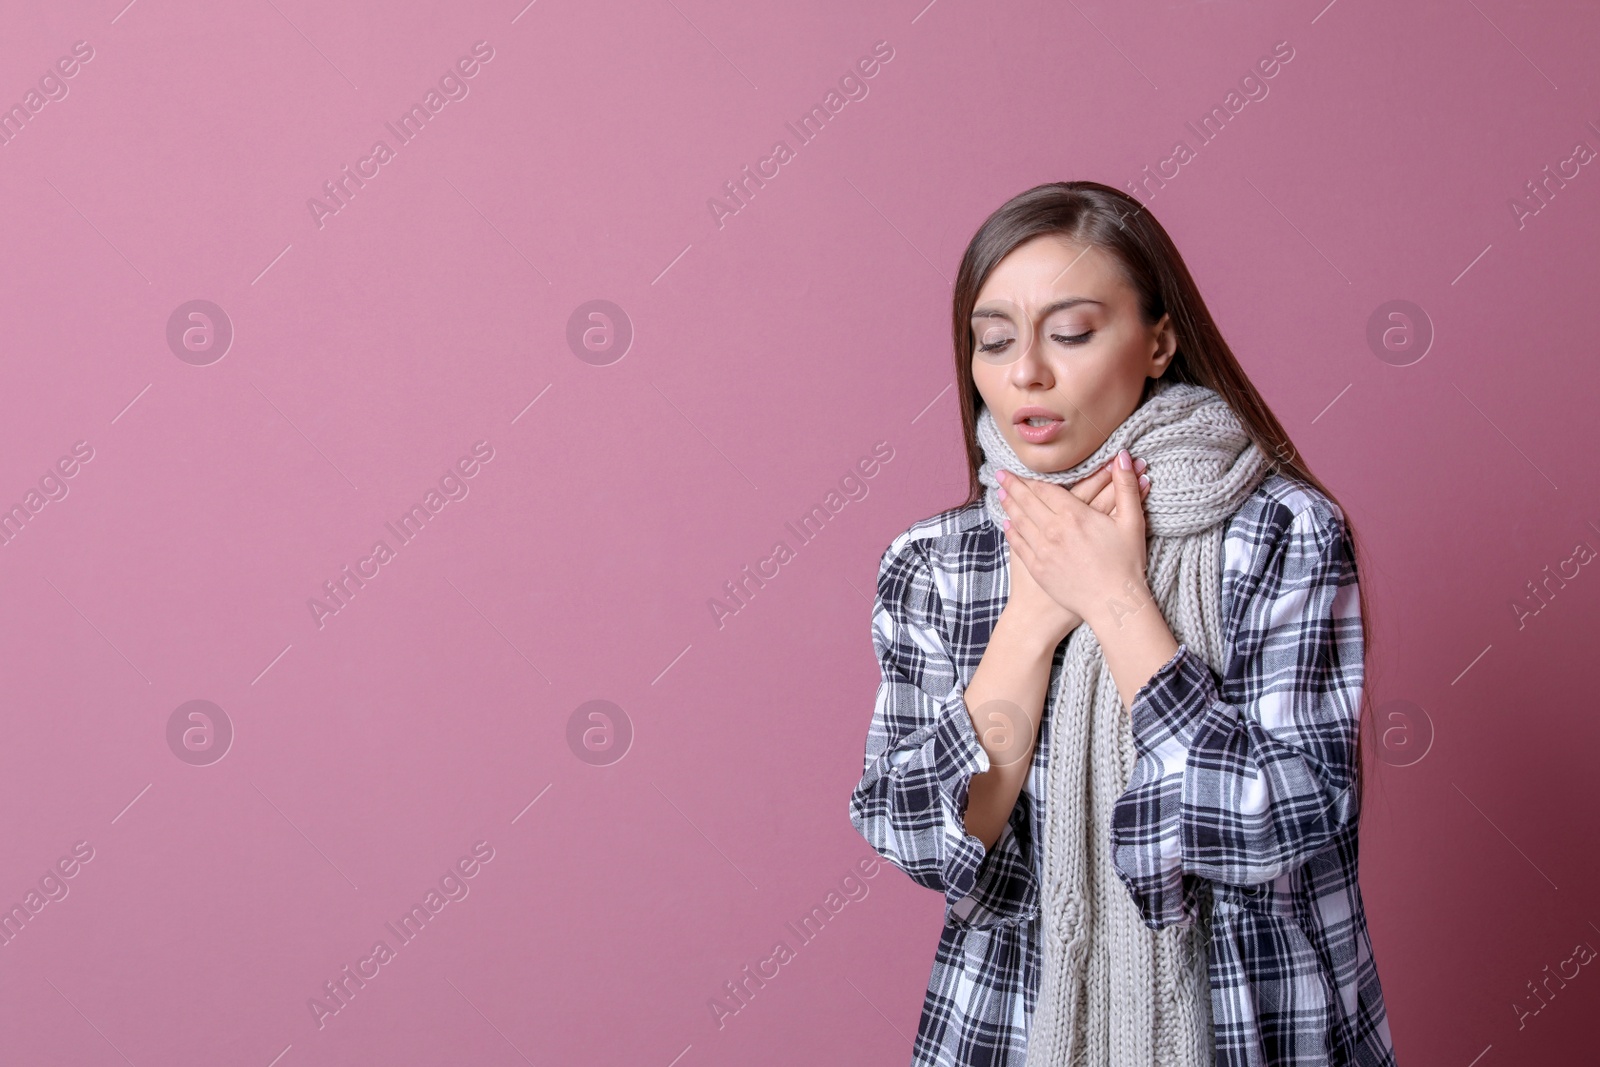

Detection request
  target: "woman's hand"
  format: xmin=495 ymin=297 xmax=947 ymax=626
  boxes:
xmin=1001 ymin=454 xmax=1148 ymax=647
xmin=998 ymin=449 xmax=1154 ymax=636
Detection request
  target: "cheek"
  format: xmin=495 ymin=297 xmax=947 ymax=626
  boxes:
xmin=1080 ymin=370 xmax=1150 ymax=436
xmin=1072 ymin=347 xmax=1142 ymax=406
xmin=970 ymin=360 xmax=1004 ymax=408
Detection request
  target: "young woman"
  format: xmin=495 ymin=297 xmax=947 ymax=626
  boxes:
xmin=849 ymin=181 xmax=1398 ymax=1067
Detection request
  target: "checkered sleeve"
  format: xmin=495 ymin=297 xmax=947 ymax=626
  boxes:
xmin=1109 ymin=498 xmax=1364 ymax=929
xmin=849 ymin=539 xmax=1035 ymax=922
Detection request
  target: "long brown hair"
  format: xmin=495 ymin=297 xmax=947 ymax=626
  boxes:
xmin=949 ymin=180 xmax=1374 ymax=818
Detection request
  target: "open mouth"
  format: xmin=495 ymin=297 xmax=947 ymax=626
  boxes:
xmin=1014 ymin=413 xmax=1065 ymax=444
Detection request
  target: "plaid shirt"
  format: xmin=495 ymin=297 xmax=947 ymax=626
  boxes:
xmin=848 ymin=473 xmax=1398 ymax=1067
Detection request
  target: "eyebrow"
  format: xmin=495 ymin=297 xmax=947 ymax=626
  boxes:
xmin=971 ymin=297 xmax=1104 ymax=320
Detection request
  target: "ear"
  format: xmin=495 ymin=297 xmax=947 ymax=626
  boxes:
xmin=1147 ymin=312 xmax=1177 ymax=378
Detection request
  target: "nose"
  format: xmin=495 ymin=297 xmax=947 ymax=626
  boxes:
xmin=1005 ymin=325 xmax=1052 ymax=387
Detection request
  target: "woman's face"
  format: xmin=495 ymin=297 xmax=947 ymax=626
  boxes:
xmin=970 ymin=235 xmax=1176 ymax=475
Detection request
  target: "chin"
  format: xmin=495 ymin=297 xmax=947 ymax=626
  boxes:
xmin=1018 ymin=440 xmax=1093 ymax=477
xmin=1015 ymin=449 xmax=1069 ymax=476
xmin=1006 ymin=433 xmax=1070 ymax=470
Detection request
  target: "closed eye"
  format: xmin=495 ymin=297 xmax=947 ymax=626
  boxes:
xmin=976 ymin=330 xmax=1093 ymax=353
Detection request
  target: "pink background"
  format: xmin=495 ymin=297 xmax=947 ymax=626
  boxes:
xmin=1 ymin=0 xmax=1597 ymax=1063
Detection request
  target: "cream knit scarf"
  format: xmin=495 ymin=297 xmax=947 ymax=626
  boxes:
xmin=976 ymin=378 xmax=1270 ymax=1067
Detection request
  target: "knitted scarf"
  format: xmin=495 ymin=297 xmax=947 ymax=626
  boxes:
xmin=975 ymin=378 xmax=1270 ymax=1067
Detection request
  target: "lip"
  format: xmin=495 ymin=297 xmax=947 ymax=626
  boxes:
xmin=1013 ymin=406 xmax=1065 ymax=445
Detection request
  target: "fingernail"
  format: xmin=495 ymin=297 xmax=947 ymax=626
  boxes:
xmin=1139 ymin=474 xmax=1150 ymax=491
xmin=1134 ymin=457 xmax=1147 ymax=473
xmin=996 ymin=470 xmax=1007 ymax=483
xmin=997 ymin=485 xmax=1007 ymax=501
xmin=1117 ymin=449 xmax=1131 ymax=470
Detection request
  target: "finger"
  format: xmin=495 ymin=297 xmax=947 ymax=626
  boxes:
xmin=1071 ymin=466 xmax=1113 ymax=503
xmin=1108 ymin=473 xmax=1151 ymax=517
xmin=1103 ymin=474 xmax=1148 ymax=506
xmin=1110 ymin=449 xmax=1142 ymax=529
xmin=1019 ymin=473 xmax=1079 ymax=516
xmin=1028 ymin=471 xmax=1092 ymax=521
xmin=1001 ymin=515 xmax=1037 ymax=566
xmin=1073 ymin=455 xmax=1142 ymax=502
xmin=998 ymin=472 xmax=1051 ymax=532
